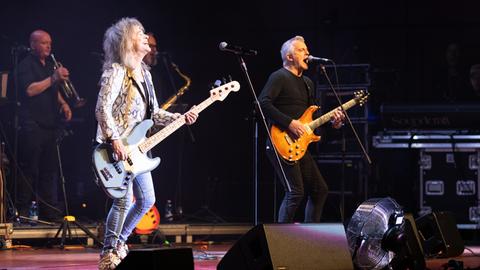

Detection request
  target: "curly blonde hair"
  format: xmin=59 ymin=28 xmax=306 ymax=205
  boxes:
xmin=102 ymin=17 xmax=145 ymax=71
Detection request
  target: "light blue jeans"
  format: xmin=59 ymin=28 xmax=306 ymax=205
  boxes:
xmin=102 ymin=172 xmax=155 ymax=251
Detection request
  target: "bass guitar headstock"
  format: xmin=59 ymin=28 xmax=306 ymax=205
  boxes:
xmin=209 ymin=78 xmax=240 ymax=102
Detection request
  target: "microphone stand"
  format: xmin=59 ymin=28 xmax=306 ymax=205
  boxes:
xmin=159 ymin=53 xmax=196 ymax=217
xmin=53 ymin=128 xmax=102 ymax=248
xmin=159 ymin=52 xmax=177 ymax=97
xmin=11 ymin=45 xmax=22 ymax=206
xmin=233 ymin=54 xmax=291 ymax=226
xmin=318 ymin=63 xmax=371 ymax=223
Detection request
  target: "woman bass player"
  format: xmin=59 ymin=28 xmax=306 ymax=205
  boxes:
xmin=95 ymin=18 xmax=197 ymax=269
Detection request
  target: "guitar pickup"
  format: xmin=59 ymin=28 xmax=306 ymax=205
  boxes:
xmin=100 ymin=168 xmax=112 ymax=181
xmin=113 ymin=162 xmax=123 ymax=174
xmin=126 ymin=157 xmax=133 ymax=166
xmin=284 ymin=134 xmax=293 ymax=145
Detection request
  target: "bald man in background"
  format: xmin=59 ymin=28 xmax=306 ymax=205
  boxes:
xmin=144 ymin=32 xmax=158 ymax=68
xmin=16 ymin=29 xmax=72 ymax=222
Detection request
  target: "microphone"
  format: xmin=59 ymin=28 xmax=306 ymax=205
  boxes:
xmin=219 ymin=42 xmax=257 ymax=56
xmin=307 ymin=55 xmax=331 ymax=63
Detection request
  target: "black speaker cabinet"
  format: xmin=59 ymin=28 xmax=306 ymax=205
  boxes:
xmin=217 ymin=223 xmax=353 ymax=270
xmin=415 ymin=211 xmax=465 ymax=258
xmin=116 ymin=247 xmax=193 ymax=270
xmin=390 ymin=213 xmax=426 ymax=270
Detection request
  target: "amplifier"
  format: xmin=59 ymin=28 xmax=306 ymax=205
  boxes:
xmin=317 ymin=64 xmax=370 ymax=89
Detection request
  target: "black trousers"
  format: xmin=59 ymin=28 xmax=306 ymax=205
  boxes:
xmin=16 ymin=120 xmax=59 ymax=218
xmin=266 ymin=143 xmax=329 ymax=223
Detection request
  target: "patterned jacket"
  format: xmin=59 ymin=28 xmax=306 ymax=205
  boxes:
xmin=95 ymin=63 xmax=179 ymax=142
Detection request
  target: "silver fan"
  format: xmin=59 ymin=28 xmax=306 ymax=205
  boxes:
xmin=346 ymin=197 xmax=405 ymax=270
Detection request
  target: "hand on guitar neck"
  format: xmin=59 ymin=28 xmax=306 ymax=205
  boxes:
xmin=183 ymin=107 xmax=198 ymax=125
xmin=330 ymin=108 xmax=346 ymax=129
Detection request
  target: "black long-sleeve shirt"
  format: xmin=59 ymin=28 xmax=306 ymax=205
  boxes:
xmin=259 ymin=68 xmax=315 ymax=130
xmin=17 ymin=53 xmax=59 ymax=128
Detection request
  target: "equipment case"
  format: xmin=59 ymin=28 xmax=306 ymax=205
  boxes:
xmin=419 ymin=148 xmax=480 ymax=229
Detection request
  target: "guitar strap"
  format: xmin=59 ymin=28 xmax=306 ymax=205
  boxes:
xmin=302 ymin=76 xmax=320 ymax=107
xmin=143 ymin=70 xmax=155 ymax=119
xmin=130 ymin=70 xmax=155 ymax=120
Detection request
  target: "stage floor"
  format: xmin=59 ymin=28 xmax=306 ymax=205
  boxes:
xmin=1 ymin=222 xmax=480 ymax=269
xmin=0 ymin=244 xmax=224 ymax=269
xmin=0 ymin=244 xmax=480 ymax=269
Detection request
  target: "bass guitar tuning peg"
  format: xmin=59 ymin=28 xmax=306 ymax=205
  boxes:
xmin=211 ymin=79 xmax=222 ymax=89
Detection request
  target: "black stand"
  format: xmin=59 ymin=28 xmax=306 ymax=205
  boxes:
xmin=159 ymin=52 xmax=178 ymax=96
xmin=232 ymin=54 xmax=291 ymax=225
xmin=11 ymin=45 xmax=25 ymax=207
xmin=180 ymin=176 xmax=226 ymax=223
xmin=318 ymin=64 xmax=371 ymax=223
xmin=1 ymin=42 xmax=29 ymax=221
xmin=0 ymin=142 xmax=5 ymax=223
xmin=157 ymin=54 xmax=195 ymax=221
xmin=169 ymin=103 xmax=196 ymax=223
xmin=185 ymin=206 xmax=227 ymax=224
xmin=252 ymin=106 xmax=259 ymax=224
xmin=339 ymin=127 xmax=346 ymax=222
xmin=53 ymin=135 xmax=102 ymax=248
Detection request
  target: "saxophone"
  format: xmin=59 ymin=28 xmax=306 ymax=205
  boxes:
xmin=161 ymin=62 xmax=191 ymax=110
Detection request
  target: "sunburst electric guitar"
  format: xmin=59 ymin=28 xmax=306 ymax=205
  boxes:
xmin=271 ymin=90 xmax=368 ymax=162
xmin=92 ymin=81 xmax=241 ymax=199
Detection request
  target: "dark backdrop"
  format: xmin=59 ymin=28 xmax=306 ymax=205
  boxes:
xmin=1 ymin=0 xmax=480 ymax=223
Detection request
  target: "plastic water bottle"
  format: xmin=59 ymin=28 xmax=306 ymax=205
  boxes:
xmin=28 ymin=201 xmax=38 ymax=225
xmin=176 ymin=206 xmax=184 ymax=219
xmin=164 ymin=200 xmax=173 ymax=223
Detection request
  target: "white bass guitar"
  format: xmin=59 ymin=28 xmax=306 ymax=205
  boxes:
xmin=92 ymin=81 xmax=240 ymax=198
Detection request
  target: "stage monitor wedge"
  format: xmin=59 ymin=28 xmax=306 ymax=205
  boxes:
xmin=415 ymin=211 xmax=465 ymax=258
xmin=217 ymin=223 xmax=353 ymax=270
xmin=116 ymin=247 xmax=194 ymax=270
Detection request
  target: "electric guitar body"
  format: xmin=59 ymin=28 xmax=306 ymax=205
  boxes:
xmin=270 ymin=90 xmax=369 ymax=162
